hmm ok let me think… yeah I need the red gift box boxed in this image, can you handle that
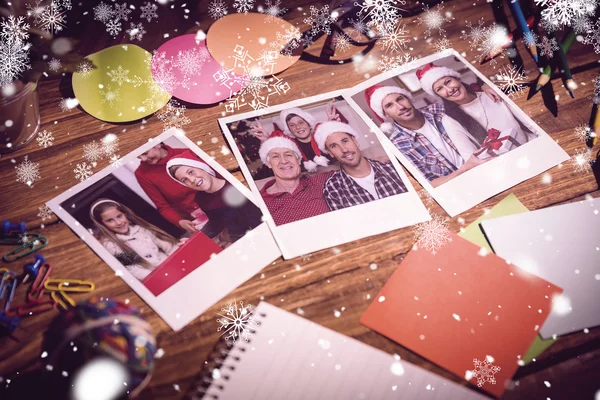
[474,128,521,159]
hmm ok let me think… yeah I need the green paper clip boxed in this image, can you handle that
[3,234,48,262]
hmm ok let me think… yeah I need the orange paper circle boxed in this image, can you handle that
[206,13,301,76]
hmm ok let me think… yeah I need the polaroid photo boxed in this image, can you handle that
[46,128,281,331]
[218,90,431,259]
[342,49,570,217]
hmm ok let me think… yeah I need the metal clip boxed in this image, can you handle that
[3,234,49,262]
[28,263,53,302]
[44,279,95,293]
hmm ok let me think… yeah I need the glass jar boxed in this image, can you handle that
[0,81,41,153]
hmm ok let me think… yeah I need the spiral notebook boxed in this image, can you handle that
[188,302,487,400]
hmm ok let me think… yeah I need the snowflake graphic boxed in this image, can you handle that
[140,2,158,23]
[272,26,302,56]
[416,3,451,38]
[0,35,30,86]
[100,85,120,107]
[259,0,287,22]
[110,154,122,168]
[460,19,487,51]
[334,34,351,51]
[225,73,290,113]
[126,22,145,41]
[106,19,122,37]
[38,3,66,34]
[572,15,592,34]
[591,75,600,104]
[76,60,94,78]
[377,53,416,72]
[353,0,403,32]
[477,23,510,65]
[583,19,600,54]
[15,156,40,187]
[59,97,78,112]
[36,130,54,148]
[113,3,132,22]
[304,5,337,37]
[101,134,120,157]
[48,58,62,72]
[74,163,93,182]
[378,22,410,53]
[539,36,559,58]
[574,124,592,142]
[55,0,72,10]
[107,65,130,86]
[413,215,453,254]
[572,148,593,173]
[216,301,259,343]
[471,358,501,387]
[492,65,528,98]
[1,16,30,42]
[208,0,228,20]
[157,99,191,129]
[538,0,596,27]
[26,1,47,24]
[348,17,370,40]
[174,48,207,77]
[94,2,114,23]
[522,31,539,49]
[433,37,452,52]
[37,205,53,221]
[83,140,105,163]
[233,0,254,13]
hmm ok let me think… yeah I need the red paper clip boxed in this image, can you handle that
[6,299,57,318]
[27,263,52,302]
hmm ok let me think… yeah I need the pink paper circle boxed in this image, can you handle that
[152,34,245,104]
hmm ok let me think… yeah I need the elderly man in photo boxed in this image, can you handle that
[313,121,407,211]
[365,85,487,188]
[258,136,332,226]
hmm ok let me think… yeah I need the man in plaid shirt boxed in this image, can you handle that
[313,121,407,211]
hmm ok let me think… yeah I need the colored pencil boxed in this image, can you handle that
[483,16,534,62]
[535,30,576,92]
[508,0,538,62]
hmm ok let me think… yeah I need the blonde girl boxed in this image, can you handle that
[90,199,180,281]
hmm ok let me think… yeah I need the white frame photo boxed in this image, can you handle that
[342,49,570,217]
[219,90,431,259]
[47,128,281,331]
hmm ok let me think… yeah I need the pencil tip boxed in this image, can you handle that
[535,84,542,91]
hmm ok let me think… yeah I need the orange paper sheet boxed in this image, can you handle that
[360,232,562,398]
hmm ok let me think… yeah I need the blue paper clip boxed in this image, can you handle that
[0,271,18,312]
[3,234,48,262]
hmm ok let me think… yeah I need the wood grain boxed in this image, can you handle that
[1,1,599,399]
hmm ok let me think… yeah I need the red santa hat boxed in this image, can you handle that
[313,121,359,152]
[416,62,461,97]
[165,150,216,186]
[279,107,317,138]
[259,136,303,164]
[364,85,413,135]
[267,132,329,172]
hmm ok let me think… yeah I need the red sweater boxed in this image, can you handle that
[135,146,199,226]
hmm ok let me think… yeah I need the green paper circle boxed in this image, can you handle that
[73,44,171,123]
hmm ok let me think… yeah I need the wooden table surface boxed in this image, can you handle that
[1,1,599,399]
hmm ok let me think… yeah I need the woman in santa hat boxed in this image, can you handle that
[416,62,536,160]
[247,106,342,172]
[166,150,263,245]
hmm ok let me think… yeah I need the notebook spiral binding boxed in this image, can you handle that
[186,311,267,400]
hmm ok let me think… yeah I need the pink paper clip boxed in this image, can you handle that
[6,299,57,318]
[27,263,52,302]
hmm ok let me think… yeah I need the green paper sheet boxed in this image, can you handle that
[458,193,557,365]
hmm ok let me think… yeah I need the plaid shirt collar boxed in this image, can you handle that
[390,103,446,141]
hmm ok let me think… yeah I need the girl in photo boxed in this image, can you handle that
[90,198,186,281]
[166,150,263,245]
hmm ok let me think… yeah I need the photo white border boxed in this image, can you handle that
[342,49,570,217]
[46,128,281,331]
[219,90,431,259]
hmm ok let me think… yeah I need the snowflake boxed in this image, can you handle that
[54,0,72,10]
[303,5,337,37]
[208,0,228,19]
[416,3,451,38]
[477,23,510,64]
[259,0,287,22]
[471,358,501,387]
[26,0,47,24]
[83,140,105,163]
[74,163,93,182]
[492,65,528,98]
[59,97,78,112]
[574,124,592,142]
[38,3,66,34]
[538,36,559,58]
[378,22,410,53]
[1,16,30,42]
[216,301,259,343]
[433,37,452,52]
[113,3,132,22]
[233,0,254,13]
[226,73,290,112]
[522,31,539,48]
[377,53,416,72]
[107,65,130,86]
[571,15,592,34]
[413,215,452,254]
[140,2,158,23]
[77,60,94,78]
[174,48,207,77]
[0,35,30,86]
[583,19,600,54]
[572,148,593,173]
[101,134,120,157]
[157,99,191,129]
[334,34,351,51]
[37,205,53,221]
[36,130,54,148]
[47,57,62,72]
[272,26,302,56]
[100,85,120,107]
[15,156,40,187]
[460,19,487,51]
[353,0,403,32]
[126,22,145,41]
[110,154,122,168]
[538,0,596,27]
[591,75,600,104]
[94,2,114,23]
[106,19,122,37]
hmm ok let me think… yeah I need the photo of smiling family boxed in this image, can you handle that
[344,51,569,216]
[219,91,431,259]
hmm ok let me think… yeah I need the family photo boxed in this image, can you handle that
[59,135,263,296]
[351,54,539,188]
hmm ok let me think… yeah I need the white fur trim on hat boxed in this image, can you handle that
[303,160,318,172]
[279,107,316,137]
[369,86,412,121]
[259,136,303,165]
[313,121,359,152]
[166,157,216,185]
[418,66,461,97]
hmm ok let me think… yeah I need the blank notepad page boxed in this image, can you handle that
[202,302,486,400]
